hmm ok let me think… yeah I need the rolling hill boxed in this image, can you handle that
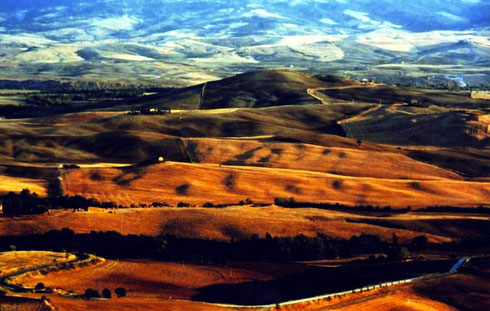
[115,70,351,110]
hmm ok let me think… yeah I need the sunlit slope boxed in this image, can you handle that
[0,103,372,163]
[185,138,461,180]
[61,162,489,208]
[0,175,46,196]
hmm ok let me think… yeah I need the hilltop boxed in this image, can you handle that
[116,70,351,111]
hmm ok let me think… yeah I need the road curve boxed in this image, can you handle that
[0,253,100,293]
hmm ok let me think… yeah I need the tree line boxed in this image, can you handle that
[0,228,436,263]
[3,191,488,217]
[1,190,105,216]
[273,197,490,214]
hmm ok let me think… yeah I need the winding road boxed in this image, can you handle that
[0,253,470,310]
[0,253,99,293]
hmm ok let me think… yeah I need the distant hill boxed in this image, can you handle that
[0,0,488,85]
[123,70,350,111]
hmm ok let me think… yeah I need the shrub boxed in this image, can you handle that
[84,288,101,299]
[274,197,296,207]
[115,287,127,298]
[177,202,190,208]
[35,282,45,290]
[151,202,168,208]
[386,246,409,261]
[102,288,112,299]
[101,202,117,209]
[238,197,254,205]
[411,235,428,250]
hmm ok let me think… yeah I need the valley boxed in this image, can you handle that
[0,0,489,309]
[0,69,488,310]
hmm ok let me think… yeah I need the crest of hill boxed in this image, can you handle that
[124,70,350,111]
[408,40,490,64]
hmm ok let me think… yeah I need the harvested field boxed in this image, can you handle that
[15,259,276,300]
[308,288,456,311]
[187,138,461,180]
[0,251,74,277]
[61,162,489,208]
[0,207,474,243]
[46,296,234,311]
[0,296,51,311]
[0,70,488,311]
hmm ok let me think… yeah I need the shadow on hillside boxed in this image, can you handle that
[192,260,454,305]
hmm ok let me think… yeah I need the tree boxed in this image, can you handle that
[84,288,101,299]
[115,287,127,298]
[392,233,398,246]
[274,197,296,207]
[35,282,45,290]
[411,235,428,250]
[239,197,254,205]
[1,190,47,216]
[102,288,112,299]
[386,246,409,261]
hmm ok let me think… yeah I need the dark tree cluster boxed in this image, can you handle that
[419,205,490,214]
[0,229,390,263]
[83,287,126,299]
[0,190,120,215]
[1,190,48,216]
[273,198,414,214]
[1,228,486,264]
[26,89,147,107]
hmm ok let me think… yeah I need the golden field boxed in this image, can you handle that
[62,161,489,208]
